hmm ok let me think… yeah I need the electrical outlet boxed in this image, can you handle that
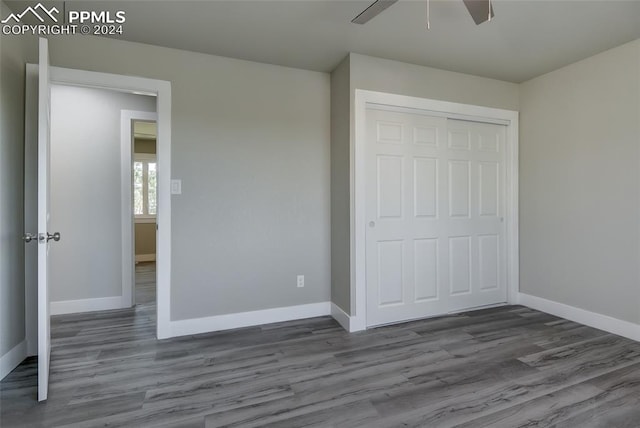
[297,275,304,288]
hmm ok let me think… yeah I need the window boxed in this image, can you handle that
[134,154,157,222]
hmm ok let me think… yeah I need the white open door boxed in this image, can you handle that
[37,37,54,402]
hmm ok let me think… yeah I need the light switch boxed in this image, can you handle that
[171,179,182,195]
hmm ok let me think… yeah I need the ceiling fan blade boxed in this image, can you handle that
[351,0,399,24]
[462,0,495,25]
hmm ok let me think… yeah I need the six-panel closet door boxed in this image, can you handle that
[365,108,507,327]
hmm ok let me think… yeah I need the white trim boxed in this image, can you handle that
[519,292,640,342]
[135,217,156,224]
[121,110,157,310]
[50,66,172,340]
[331,302,353,332]
[0,340,27,381]
[352,90,519,330]
[637,40,640,325]
[50,296,127,316]
[135,253,156,263]
[366,103,511,126]
[506,114,520,308]
[169,302,331,338]
[156,79,172,340]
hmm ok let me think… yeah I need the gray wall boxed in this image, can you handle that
[350,53,520,111]
[330,53,520,314]
[0,1,27,360]
[16,28,635,332]
[330,55,351,313]
[50,85,155,302]
[519,39,640,323]
[37,35,331,320]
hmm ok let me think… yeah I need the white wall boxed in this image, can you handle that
[519,39,640,324]
[50,85,155,303]
[0,0,27,375]
[330,53,520,315]
[34,35,331,321]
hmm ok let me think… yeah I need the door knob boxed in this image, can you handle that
[47,232,61,242]
[23,233,38,243]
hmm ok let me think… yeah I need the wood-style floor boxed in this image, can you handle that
[3,264,640,427]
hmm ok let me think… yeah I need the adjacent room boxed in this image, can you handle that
[1,0,640,426]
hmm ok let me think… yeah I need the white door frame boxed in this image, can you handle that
[350,89,519,331]
[50,67,172,339]
[25,66,172,340]
[121,110,158,307]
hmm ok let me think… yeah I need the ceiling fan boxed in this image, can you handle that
[352,0,494,26]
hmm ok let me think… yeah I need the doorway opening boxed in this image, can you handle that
[132,119,158,310]
[46,68,171,342]
[25,39,172,401]
[45,85,157,325]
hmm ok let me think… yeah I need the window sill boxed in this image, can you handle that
[135,217,157,224]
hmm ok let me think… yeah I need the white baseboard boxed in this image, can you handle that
[51,296,128,316]
[331,302,351,331]
[349,315,366,332]
[0,340,27,381]
[518,292,640,342]
[329,303,367,333]
[135,253,156,263]
[169,302,332,338]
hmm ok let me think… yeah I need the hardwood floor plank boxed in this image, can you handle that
[551,391,640,428]
[453,382,605,427]
[241,399,380,428]
[518,334,640,371]
[371,355,640,428]
[460,363,640,428]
